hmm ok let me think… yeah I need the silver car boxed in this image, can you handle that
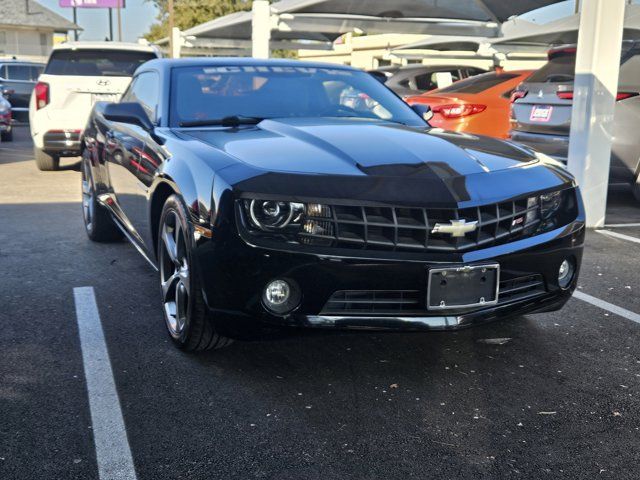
[510,42,640,201]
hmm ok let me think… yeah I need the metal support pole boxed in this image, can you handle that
[73,7,78,41]
[171,27,182,59]
[252,0,271,59]
[108,8,113,41]
[567,0,626,228]
[116,0,123,42]
[168,0,175,58]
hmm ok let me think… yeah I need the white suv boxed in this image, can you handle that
[29,41,160,170]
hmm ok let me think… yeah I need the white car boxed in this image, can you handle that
[29,41,160,170]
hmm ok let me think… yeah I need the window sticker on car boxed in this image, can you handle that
[202,66,352,76]
[530,105,553,122]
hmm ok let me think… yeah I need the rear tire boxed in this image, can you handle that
[34,147,59,171]
[633,173,640,203]
[81,156,122,242]
[1,129,12,142]
[158,195,233,351]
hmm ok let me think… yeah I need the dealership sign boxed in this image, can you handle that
[59,0,124,7]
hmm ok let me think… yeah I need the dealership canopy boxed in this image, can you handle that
[491,4,640,52]
[168,0,567,54]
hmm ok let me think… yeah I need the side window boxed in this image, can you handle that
[6,65,32,81]
[0,65,6,80]
[122,71,160,124]
[414,72,435,91]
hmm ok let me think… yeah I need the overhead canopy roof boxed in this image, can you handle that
[392,6,640,60]
[492,4,640,52]
[393,18,541,52]
[180,0,566,45]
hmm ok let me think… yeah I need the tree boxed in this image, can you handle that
[145,0,252,42]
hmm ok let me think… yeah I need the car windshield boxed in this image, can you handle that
[45,49,156,77]
[170,65,426,127]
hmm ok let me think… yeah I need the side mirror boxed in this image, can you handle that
[103,102,154,132]
[411,104,433,124]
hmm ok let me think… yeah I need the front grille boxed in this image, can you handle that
[321,290,423,315]
[320,275,547,316]
[300,199,541,253]
[498,274,546,305]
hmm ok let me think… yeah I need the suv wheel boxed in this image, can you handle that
[158,195,233,351]
[34,147,59,171]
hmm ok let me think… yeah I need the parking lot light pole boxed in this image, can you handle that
[567,0,626,228]
[252,0,271,59]
[168,0,175,58]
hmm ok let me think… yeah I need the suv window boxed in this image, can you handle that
[528,50,576,83]
[619,51,640,85]
[5,65,39,81]
[439,72,519,94]
[45,49,156,77]
[122,71,159,123]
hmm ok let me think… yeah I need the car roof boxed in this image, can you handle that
[0,59,45,66]
[137,57,360,74]
[52,41,159,53]
[387,64,486,72]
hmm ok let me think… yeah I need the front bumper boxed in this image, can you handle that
[196,219,585,333]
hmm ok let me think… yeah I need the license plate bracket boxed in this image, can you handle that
[427,264,500,311]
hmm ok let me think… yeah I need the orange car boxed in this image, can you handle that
[405,70,533,139]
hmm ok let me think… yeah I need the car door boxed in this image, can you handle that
[2,64,36,122]
[106,71,160,254]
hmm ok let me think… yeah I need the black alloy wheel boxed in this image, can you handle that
[158,195,232,351]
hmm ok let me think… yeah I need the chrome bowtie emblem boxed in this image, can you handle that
[431,219,478,238]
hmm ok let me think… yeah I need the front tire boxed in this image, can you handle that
[158,195,233,351]
[34,146,59,171]
[81,156,122,242]
[1,129,12,142]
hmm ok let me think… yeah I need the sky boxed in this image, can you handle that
[35,0,639,43]
[38,0,158,42]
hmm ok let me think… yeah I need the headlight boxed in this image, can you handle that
[523,189,577,234]
[242,199,334,243]
[246,200,305,230]
[540,191,562,219]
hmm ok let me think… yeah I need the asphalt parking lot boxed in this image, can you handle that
[2,126,640,480]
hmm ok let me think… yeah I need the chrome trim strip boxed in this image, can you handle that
[306,315,463,329]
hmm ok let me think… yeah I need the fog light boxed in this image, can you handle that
[265,280,290,306]
[262,279,301,314]
[558,259,575,289]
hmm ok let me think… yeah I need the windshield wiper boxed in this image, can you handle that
[179,115,266,128]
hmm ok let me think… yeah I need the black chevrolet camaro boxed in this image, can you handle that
[81,58,585,351]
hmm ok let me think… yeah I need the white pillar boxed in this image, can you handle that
[252,0,271,59]
[567,0,626,228]
[171,27,182,59]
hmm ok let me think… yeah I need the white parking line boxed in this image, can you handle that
[574,291,640,325]
[73,287,138,480]
[604,222,640,228]
[596,229,640,245]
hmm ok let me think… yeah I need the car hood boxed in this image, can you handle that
[182,117,538,178]
[179,118,572,206]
